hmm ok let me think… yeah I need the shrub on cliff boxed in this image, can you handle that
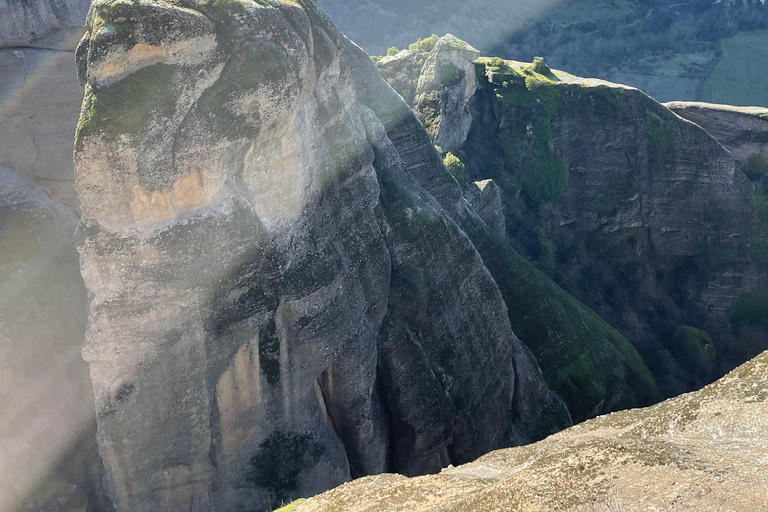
[409,34,439,53]
[488,56,505,68]
[531,56,551,75]
[742,153,768,181]
[443,152,465,185]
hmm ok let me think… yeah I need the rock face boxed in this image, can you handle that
[666,101,768,170]
[0,1,105,511]
[379,45,664,422]
[1,0,89,50]
[296,349,768,512]
[73,1,571,510]
[0,0,88,210]
[380,49,768,400]
[0,167,103,512]
[379,35,479,154]
[0,47,85,212]
[465,180,505,237]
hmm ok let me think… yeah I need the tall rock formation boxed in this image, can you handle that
[378,47,768,399]
[379,43,663,421]
[73,1,571,510]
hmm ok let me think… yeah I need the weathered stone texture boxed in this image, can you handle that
[666,101,768,169]
[297,350,768,512]
[73,2,570,511]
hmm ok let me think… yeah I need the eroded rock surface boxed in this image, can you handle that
[0,1,104,511]
[297,350,768,512]
[379,49,663,422]
[73,1,570,510]
[465,180,505,237]
[0,47,84,212]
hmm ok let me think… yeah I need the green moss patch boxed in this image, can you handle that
[462,219,661,420]
[76,63,178,144]
[377,170,442,243]
[274,500,306,512]
[743,153,768,181]
[647,108,674,154]
[443,152,465,185]
[485,59,567,211]
[670,325,716,368]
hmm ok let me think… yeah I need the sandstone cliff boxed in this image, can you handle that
[296,349,768,511]
[5,1,767,510]
[379,44,768,402]
[73,1,571,510]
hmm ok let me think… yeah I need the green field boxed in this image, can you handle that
[540,0,638,27]
[702,30,768,107]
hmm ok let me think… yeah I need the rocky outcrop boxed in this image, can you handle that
[1,0,89,50]
[73,1,572,510]
[465,180,505,237]
[381,49,768,399]
[0,0,88,210]
[666,101,768,171]
[0,167,104,512]
[380,35,479,154]
[378,49,663,421]
[296,349,768,512]
[0,47,84,212]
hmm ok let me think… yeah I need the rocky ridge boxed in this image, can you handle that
[295,349,768,512]
[3,1,768,511]
[666,101,768,184]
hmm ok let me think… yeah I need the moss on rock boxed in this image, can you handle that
[76,63,178,145]
[462,219,661,421]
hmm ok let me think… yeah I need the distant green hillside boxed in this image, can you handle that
[702,30,768,108]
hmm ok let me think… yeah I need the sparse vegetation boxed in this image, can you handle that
[463,219,660,421]
[531,56,551,75]
[488,56,505,68]
[492,61,567,210]
[443,152,465,185]
[76,63,177,144]
[274,499,306,512]
[742,153,768,181]
[409,34,439,53]
[386,46,400,56]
